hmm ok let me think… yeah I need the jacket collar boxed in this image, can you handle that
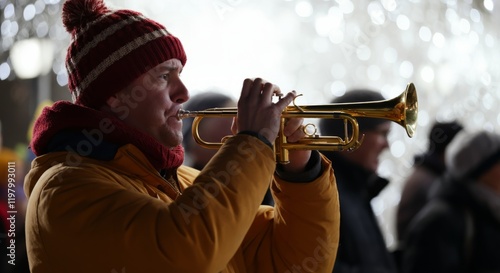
[24,144,183,200]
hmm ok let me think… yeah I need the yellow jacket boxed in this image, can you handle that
[24,135,339,273]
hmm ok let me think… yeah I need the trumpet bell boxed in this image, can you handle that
[281,82,418,138]
[402,83,418,137]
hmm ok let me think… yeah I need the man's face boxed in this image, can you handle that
[343,122,391,172]
[111,59,189,148]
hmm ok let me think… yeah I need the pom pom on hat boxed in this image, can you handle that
[445,130,500,180]
[62,0,110,32]
[62,0,187,109]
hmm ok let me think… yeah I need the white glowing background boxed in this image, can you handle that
[2,0,500,249]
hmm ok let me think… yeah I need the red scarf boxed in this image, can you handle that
[31,101,184,171]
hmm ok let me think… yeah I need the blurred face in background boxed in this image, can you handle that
[342,122,391,173]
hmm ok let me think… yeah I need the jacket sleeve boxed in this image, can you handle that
[241,153,340,273]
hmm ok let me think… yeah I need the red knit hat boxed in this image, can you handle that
[62,0,187,109]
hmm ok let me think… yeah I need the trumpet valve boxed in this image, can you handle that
[302,123,319,138]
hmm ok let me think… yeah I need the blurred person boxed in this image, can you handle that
[182,92,274,206]
[402,130,500,273]
[394,121,463,265]
[23,0,340,272]
[319,90,398,273]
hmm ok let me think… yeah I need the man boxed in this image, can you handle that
[23,0,339,272]
[319,90,398,273]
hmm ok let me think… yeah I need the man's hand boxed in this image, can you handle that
[234,78,295,143]
[233,78,312,173]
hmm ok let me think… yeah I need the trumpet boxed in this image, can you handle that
[178,82,418,164]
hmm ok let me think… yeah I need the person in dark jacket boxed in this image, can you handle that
[319,89,398,273]
[395,121,463,257]
[402,130,500,273]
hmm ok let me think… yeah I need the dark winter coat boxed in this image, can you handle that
[402,176,500,273]
[323,152,398,273]
[397,153,446,243]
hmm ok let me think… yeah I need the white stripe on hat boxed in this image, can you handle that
[73,28,170,95]
[67,13,147,75]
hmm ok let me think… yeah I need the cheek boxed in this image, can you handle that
[145,92,171,111]
[127,96,167,126]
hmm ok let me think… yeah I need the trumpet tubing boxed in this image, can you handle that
[179,82,418,164]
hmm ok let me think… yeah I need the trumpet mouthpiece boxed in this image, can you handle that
[176,109,195,120]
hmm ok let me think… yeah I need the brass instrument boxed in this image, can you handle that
[178,82,418,164]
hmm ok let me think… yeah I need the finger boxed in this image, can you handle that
[240,78,256,101]
[251,78,264,94]
[246,78,265,105]
[260,82,275,102]
[287,125,306,143]
[274,90,296,110]
[283,118,304,136]
[252,78,265,91]
[273,85,283,97]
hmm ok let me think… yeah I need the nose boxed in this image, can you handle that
[171,75,189,104]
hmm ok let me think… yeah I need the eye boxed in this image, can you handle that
[160,74,169,81]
